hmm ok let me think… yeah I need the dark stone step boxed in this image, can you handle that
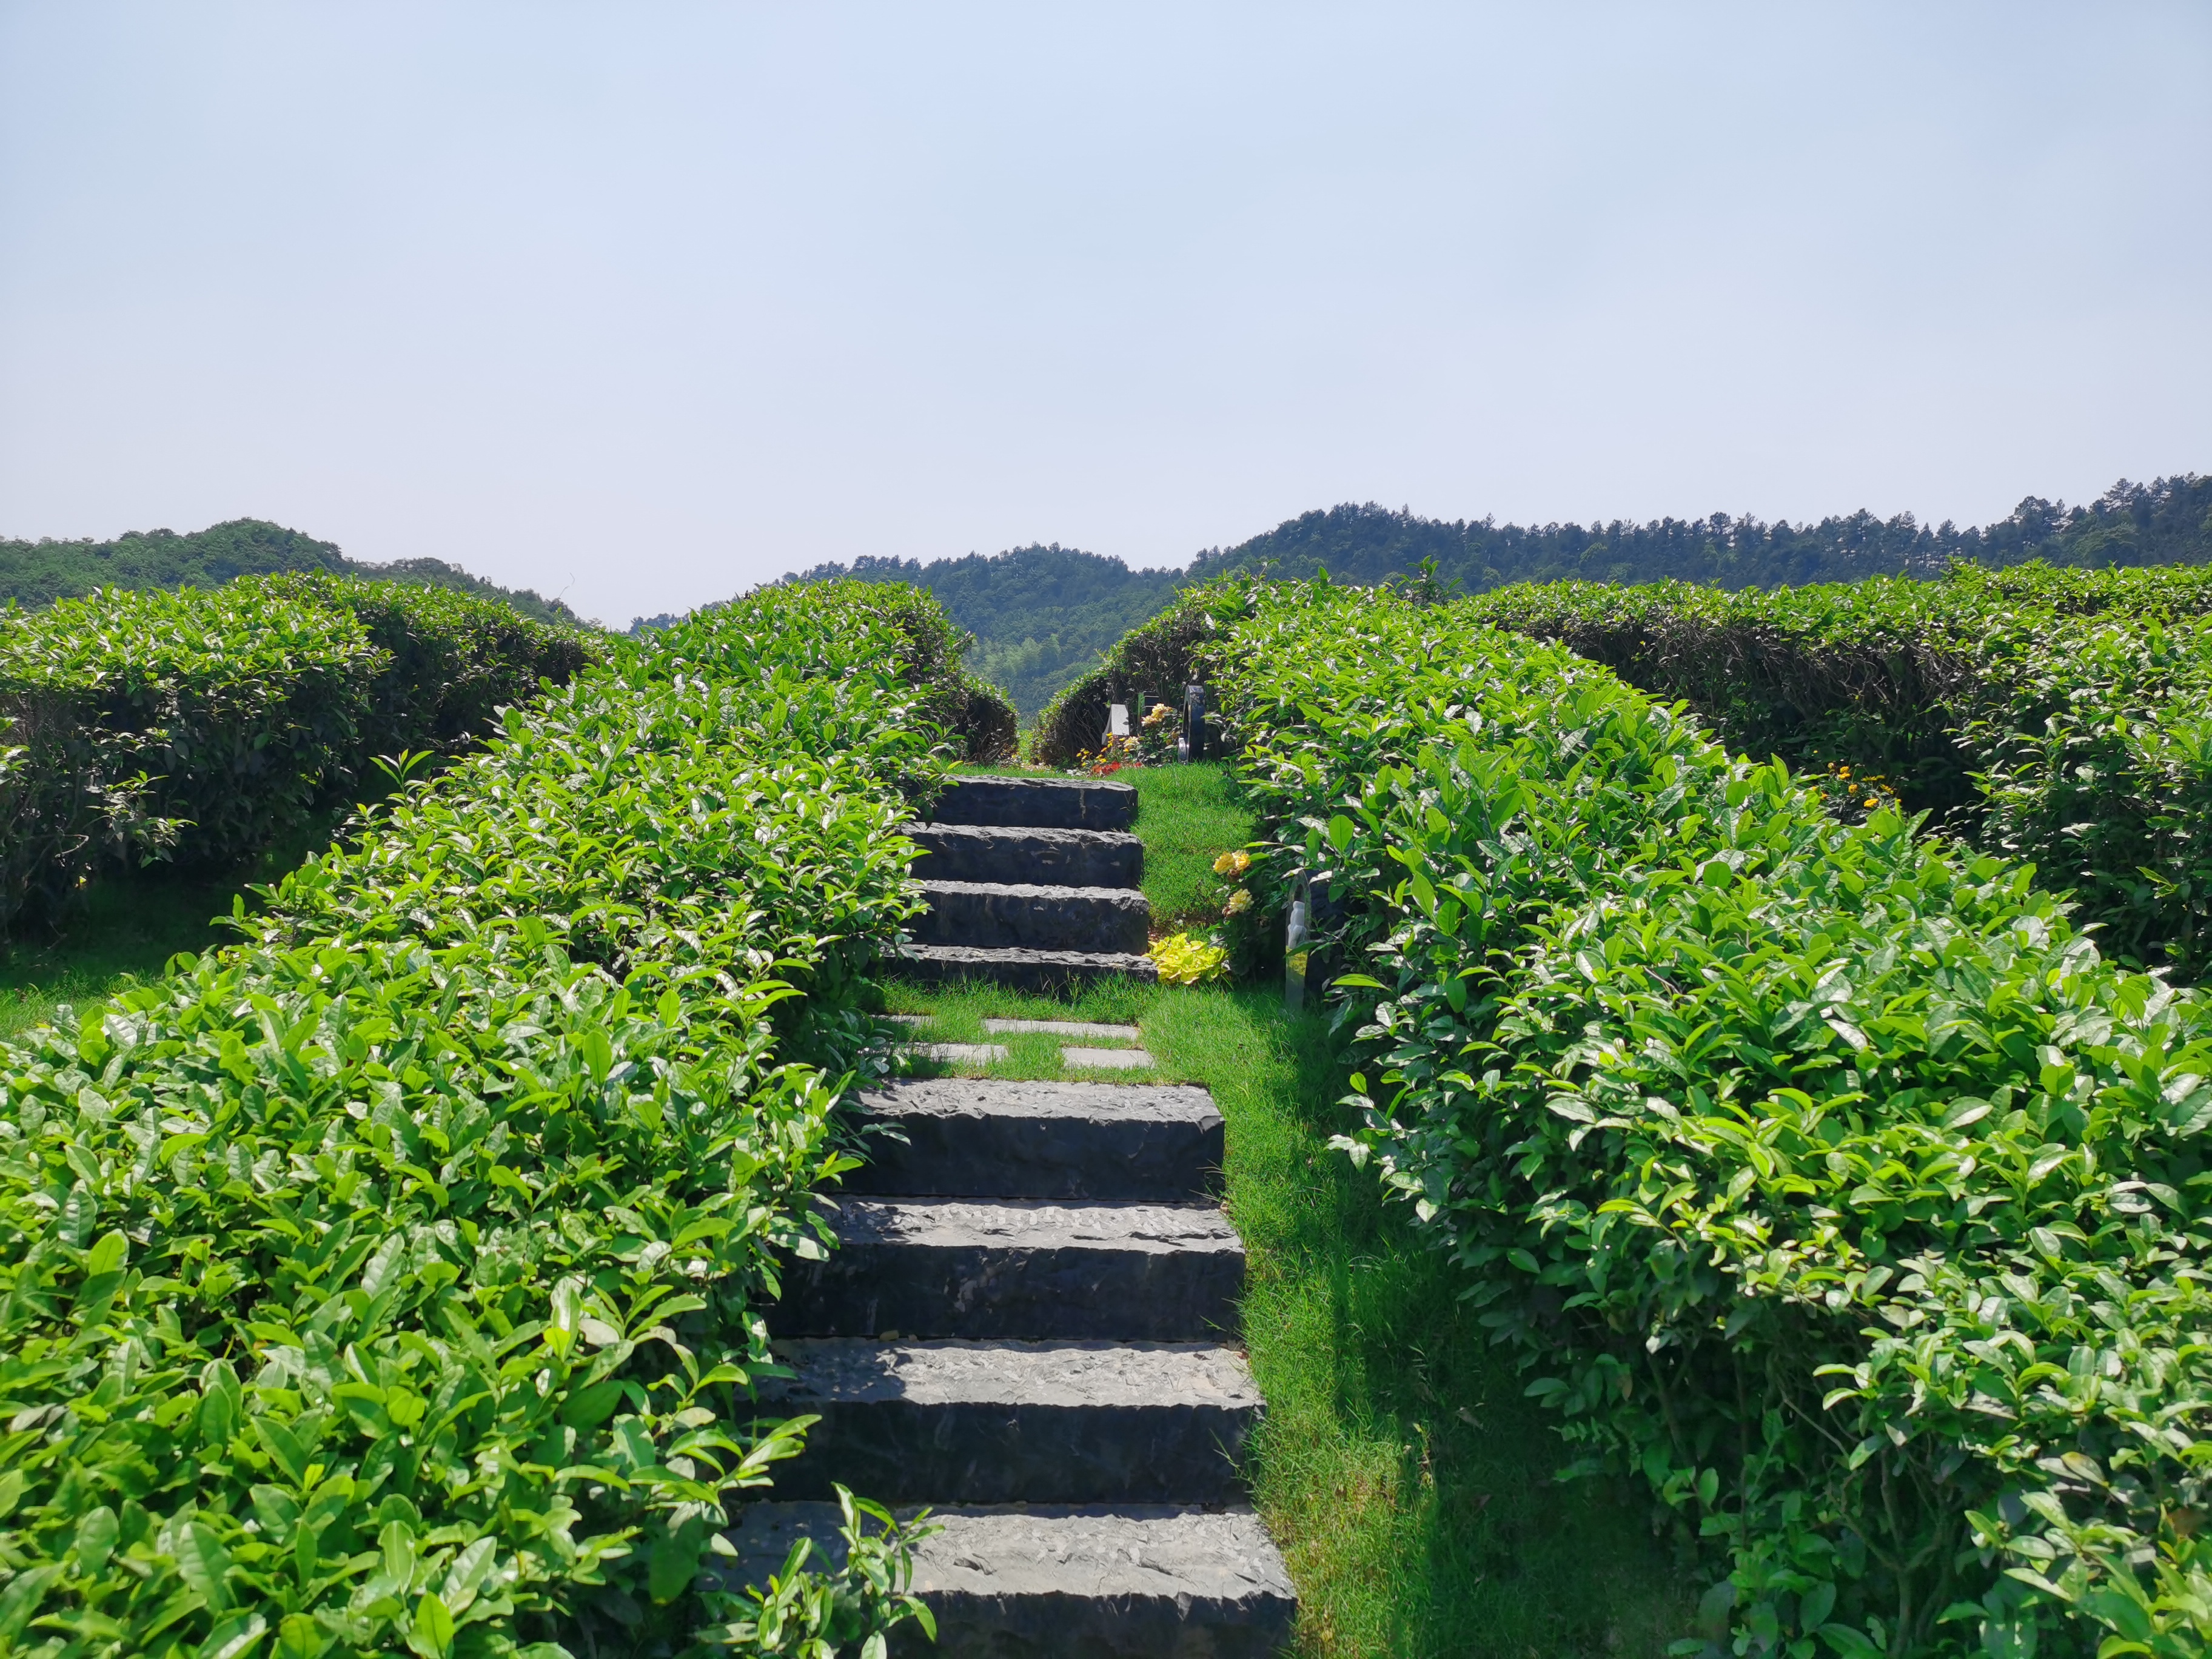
[848,1078,1222,1202]
[724,1502,1296,1658]
[914,880,1150,955]
[894,943,1158,992]
[905,822,1142,890]
[930,776,1136,832]
[762,1339,1258,1504]
[769,1198,1244,1341]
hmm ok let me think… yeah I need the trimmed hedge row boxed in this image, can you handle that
[0,580,965,1659]
[667,585,1016,767]
[1464,561,2212,973]
[0,575,595,933]
[1215,578,2212,1659]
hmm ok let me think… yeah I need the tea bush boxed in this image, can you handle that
[0,578,597,933]
[1465,561,2212,974]
[0,580,970,1658]
[1214,579,2212,1659]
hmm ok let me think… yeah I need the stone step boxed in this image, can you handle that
[725,1501,1296,1658]
[905,822,1143,890]
[762,1339,1258,1504]
[930,775,1138,832]
[913,880,1150,956]
[1064,1047,1155,1071]
[983,1019,1142,1039]
[895,943,1158,992]
[769,1198,1243,1341]
[848,1079,1223,1202]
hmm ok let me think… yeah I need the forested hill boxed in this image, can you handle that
[697,472,2211,720]
[1188,474,2212,591]
[0,518,589,627]
[769,545,1184,717]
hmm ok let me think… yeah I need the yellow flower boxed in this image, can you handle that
[1212,849,1253,877]
[1224,889,1253,916]
[1148,931,1228,985]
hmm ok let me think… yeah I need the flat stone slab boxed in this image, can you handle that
[929,775,1138,833]
[724,1503,1296,1658]
[883,1013,930,1028]
[895,944,1159,992]
[984,1020,1142,1039]
[905,822,1143,890]
[913,880,1150,955]
[847,1079,1223,1202]
[1063,1047,1155,1070]
[762,1339,1258,1504]
[769,1198,1244,1342]
[910,1042,1008,1066]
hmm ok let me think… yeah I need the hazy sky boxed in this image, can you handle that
[3,4,2207,624]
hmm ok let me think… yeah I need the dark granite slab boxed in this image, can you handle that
[848,1078,1222,1201]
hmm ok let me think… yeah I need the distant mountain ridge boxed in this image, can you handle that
[1189,474,2212,591]
[746,474,2212,720]
[0,518,589,628]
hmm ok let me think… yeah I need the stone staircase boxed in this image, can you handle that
[726,779,1294,1653]
[896,776,1158,991]
[736,1075,1296,1654]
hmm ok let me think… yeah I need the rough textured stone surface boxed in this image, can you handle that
[896,944,1159,992]
[907,823,1143,890]
[848,1079,1223,1201]
[930,775,1138,832]
[769,1198,1244,1341]
[723,1503,1297,1658]
[914,881,1150,955]
[762,1339,1258,1503]
[983,1020,1143,1039]
[1062,1047,1153,1070]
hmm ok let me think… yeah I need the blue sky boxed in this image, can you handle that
[2,2,2207,623]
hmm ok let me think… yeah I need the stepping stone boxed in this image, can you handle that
[897,943,1158,992]
[913,880,1150,955]
[906,823,1143,889]
[984,1019,1142,1039]
[725,1502,1296,1658]
[1064,1047,1154,1071]
[762,1338,1259,1504]
[883,1014,930,1027]
[769,1198,1244,1341]
[910,1043,1008,1066]
[930,775,1136,832]
[846,1079,1223,1202]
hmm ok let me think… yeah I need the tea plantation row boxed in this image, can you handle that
[0,583,977,1658]
[0,575,596,934]
[1208,578,2210,1659]
[1465,561,2212,976]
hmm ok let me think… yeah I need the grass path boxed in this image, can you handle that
[0,864,256,1041]
[882,764,1692,1656]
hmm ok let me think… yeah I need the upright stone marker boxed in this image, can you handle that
[1184,683,1212,762]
